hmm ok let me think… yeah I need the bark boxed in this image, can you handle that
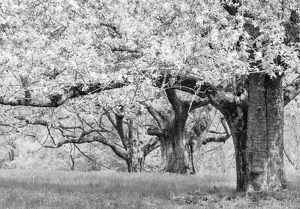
[245,73,286,191]
[158,90,190,173]
[126,121,144,172]
[127,137,159,172]
[164,116,190,173]
[126,156,144,172]
[223,106,248,191]
[219,73,287,192]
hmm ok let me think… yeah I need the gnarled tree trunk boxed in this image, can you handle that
[162,116,190,173]
[145,89,208,174]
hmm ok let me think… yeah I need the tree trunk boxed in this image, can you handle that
[222,105,248,191]
[126,138,145,172]
[220,73,287,192]
[187,138,196,174]
[157,114,190,174]
[126,157,144,172]
[245,73,286,192]
[161,115,190,174]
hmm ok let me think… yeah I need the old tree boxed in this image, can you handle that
[1,0,300,192]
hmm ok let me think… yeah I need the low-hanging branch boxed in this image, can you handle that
[0,81,129,107]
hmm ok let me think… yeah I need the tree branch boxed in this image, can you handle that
[155,73,248,109]
[140,101,167,128]
[147,125,164,137]
[0,81,129,107]
[142,137,160,156]
[113,110,129,150]
[188,97,210,111]
[284,147,299,171]
[165,88,183,113]
[99,23,122,38]
[202,134,231,145]
[284,75,300,106]
[73,144,114,170]
[44,135,127,160]
[111,47,140,53]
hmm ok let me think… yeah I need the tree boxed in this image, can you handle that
[141,89,208,173]
[1,0,300,193]
[12,103,159,172]
[149,1,300,192]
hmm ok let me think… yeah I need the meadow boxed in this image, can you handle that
[0,169,300,208]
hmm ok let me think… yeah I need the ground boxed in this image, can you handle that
[0,169,300,208]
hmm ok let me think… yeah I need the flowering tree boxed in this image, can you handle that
[1,0,300,192]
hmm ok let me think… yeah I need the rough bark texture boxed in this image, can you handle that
[246,73,286,191]
[221,105,248,191]
[163,114,190,173]
[126,135,144,172]
[155,98,190,173]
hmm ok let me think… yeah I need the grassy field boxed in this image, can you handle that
[0,169,300,208]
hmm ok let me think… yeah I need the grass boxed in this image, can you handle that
[0,169,300,208]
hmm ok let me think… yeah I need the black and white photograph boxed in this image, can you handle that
[0,0,300,208]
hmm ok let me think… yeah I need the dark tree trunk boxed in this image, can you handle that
[245,73,286,191]
[222,105,248,191]
[159,117,190,174]
[217,73,286,192]
[164,124,189,173]
[146,89,194,174]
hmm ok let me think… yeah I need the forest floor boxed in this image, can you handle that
[0,169,300,208]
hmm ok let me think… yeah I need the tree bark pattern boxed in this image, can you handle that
[246,73,286,191]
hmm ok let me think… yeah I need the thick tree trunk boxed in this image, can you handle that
[220,73,286,192]
[159,117,190,174]
[164,129,189,173]
[245,73,286,191]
